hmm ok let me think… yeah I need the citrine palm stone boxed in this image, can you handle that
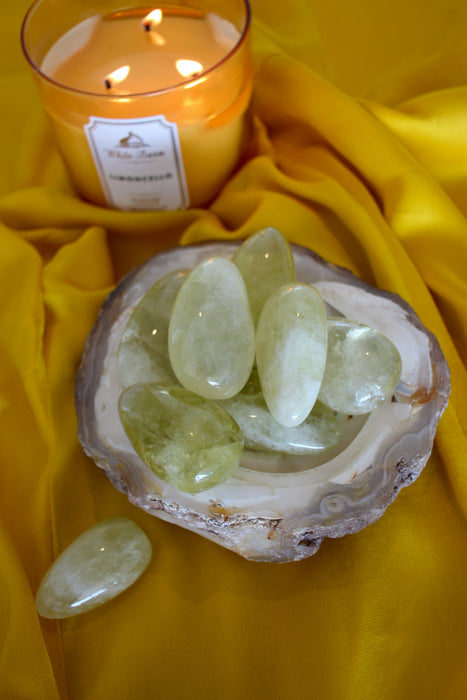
[117,268,190,387]
[256,284,328,427]
[168,257,255,400]
[119,384,244,493]
[219,381,342,454]
[35,518,152,619]
[232,227,295,325]
[318,318,402,414]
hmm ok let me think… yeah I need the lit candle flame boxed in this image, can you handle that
[104,65,130,90]
[142,9,162,31]
[176,59,203,79]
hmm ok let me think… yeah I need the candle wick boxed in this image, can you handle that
[104,78,112,89]
[143,21,151,32]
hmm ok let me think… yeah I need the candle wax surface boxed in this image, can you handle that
[41,8,240,94]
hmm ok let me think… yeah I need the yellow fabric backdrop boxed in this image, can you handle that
[1,1,467,698]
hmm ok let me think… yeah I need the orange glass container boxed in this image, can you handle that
[21,0,252,211]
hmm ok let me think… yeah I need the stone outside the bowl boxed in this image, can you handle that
[35,518,152,618]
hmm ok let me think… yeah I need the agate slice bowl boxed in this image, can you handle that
[75,242,450,562]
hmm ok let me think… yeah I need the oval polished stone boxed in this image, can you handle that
[318,318,402,414]
[35,518,152,619]
[168,258,255,399]
[219,384,342,454]
[256,284,328,427]
[117,268,190,387]
[119,384,244,493]
[232,227,295,325]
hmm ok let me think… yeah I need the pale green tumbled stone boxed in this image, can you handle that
[232,227,295,325]
[218,370,342,454]
[318,318,402,414]
[119,384,244,493]
[117,268,190,387]
[168,257,255,400]
[35,518,152,619]
[256,284,328,427]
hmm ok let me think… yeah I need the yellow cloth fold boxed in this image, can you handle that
[1,1,466,698]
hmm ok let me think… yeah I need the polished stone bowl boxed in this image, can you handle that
[76,242,450,562]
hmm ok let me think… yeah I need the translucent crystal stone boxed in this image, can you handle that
[117,268,190,387]
[168,258,255,399]
[119,384,244,493]
[218,370,342,454]
[232,227,295,325]
[256,284,328,427]
[318,318,402,414]
[35,518,152,619]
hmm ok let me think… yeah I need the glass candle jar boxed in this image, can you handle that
[21,0,252,211]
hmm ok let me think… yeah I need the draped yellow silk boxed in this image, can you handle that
[1,1,467,698]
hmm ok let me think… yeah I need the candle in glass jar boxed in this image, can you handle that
[22,2,252,211]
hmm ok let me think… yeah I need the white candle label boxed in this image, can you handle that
[84,116,190,211]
